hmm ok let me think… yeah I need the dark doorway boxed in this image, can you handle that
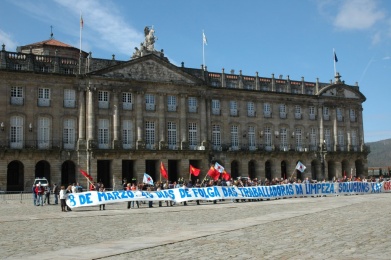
[355,159,364,177]
[145,160,158,182]
[248,160,256,179]
[97,160,111,188]
[35,161,51,184]
[7,161,24,191]
[122,160,135,184]
[281,161,287,179]
[231,161,239,179]
[311,161,317,180]
[265,161,272,181]
[61,160,76,187]
[168,160,179,183]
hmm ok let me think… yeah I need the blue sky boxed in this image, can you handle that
[1,0,390,143]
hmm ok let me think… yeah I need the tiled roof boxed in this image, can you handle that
[25,39,74,48]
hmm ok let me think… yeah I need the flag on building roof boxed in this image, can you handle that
[160,162,168,180]
[143,173,154,185]
[334,51,338,62]
[295,161,306,173]
[80,15,84,29]
[190,165,201,176]
[203,31,207,45]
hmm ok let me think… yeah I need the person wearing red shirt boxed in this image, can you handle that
[35,183,44,206]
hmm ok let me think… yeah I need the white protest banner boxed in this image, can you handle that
[66,182,391,208]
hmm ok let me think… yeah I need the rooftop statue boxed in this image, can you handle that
[132,26,158,59]
[144,26,156,51]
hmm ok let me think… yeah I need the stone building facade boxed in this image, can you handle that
[0,32,368,191]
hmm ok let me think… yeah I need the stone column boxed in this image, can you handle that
[136,91,144,149]
[111,159,122,189]
[200,93,208,148]
[112,90,120,149]
[271,74,276,92]
[345,107,351,151]
[271,159,279,179]
[221,68,226,88]
[358,108,364,147]
[257,160,265,180]
[333,107,338,151]
[318,106,324,146]
[86,83,95,148]
[286,75,291,93]
[255,72,260,91]
[78,86,86,144]
[334,161,342,179]
[158,93,165,150]
[180,94,187,149]
[0,44,6,69]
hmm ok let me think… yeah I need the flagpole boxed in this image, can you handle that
[79,12,83,74]
[333,48,337,77]
[202,30,205,70]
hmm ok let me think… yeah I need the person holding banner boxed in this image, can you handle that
[130,183,139,208]
[66,185,72,211]
[147,185,154,208]
[59,186,67,212]
[99,184,106,210]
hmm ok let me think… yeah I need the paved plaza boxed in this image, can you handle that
[1,193,391,259]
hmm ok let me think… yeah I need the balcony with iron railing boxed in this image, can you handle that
[0,139,64,150]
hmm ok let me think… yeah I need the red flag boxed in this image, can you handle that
[160,162,168,180]
[190,165,201,176]
[207,166,220,181]
[222,170,231,181]
[80,169,93,181]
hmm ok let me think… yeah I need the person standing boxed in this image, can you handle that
[122,179,127,191]
[32,184,37,206]
[59,186,67,212]
[35,183,44,206]
[44,185,51,205]
[130,183,139,208]
[147,185,154,208]
[52,183,59,204]
[66,185,72,211]
[99,184,106,210]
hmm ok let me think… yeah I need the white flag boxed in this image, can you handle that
[214,162,224,173]
[295,161,306,173]
[143,173,154,185]
[203,31,207,45]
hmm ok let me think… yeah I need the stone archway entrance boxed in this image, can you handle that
[7,160,24,191]
[35,160,51,184]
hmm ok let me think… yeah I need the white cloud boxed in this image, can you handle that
[54,0,143,57]
[0,29,18,52]
[7,0,144,58]
[334,0,385,30]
